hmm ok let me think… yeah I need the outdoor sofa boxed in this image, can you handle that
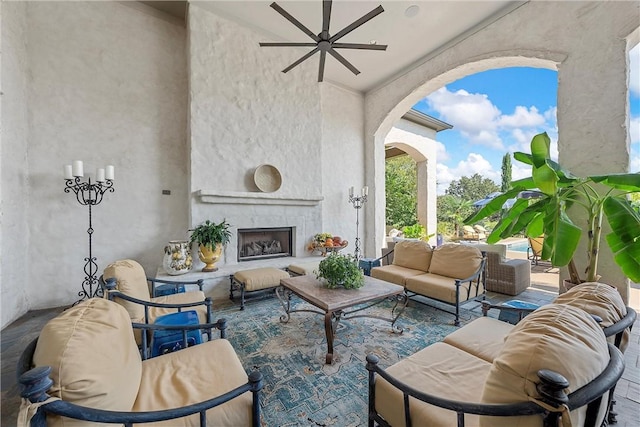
[371,241,486,325]
[366,282,635,427]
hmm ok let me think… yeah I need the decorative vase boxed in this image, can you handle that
[199,243,223,272]
[163,240,193,275]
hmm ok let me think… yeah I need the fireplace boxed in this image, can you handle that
[237,227,293,262]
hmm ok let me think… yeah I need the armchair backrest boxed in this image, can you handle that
[31,298,142,426]
[528,236,543,256]
[103,259,150,320]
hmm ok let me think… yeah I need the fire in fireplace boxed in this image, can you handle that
[237,227,293,262]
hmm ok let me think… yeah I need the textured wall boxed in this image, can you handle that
[23,1,188,310]
[188,3,330,275]
[320,84,365,253]
[384,119,438,246]
[1,1,30,328]
[364,1,638,301]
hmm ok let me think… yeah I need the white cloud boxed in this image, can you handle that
[499,106,546,128]
[435,139,450,162]
[426,87,504,149]
[630,44,639,97]
[436,152,500,194]
[631,116,640,145]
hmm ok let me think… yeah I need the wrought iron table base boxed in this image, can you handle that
[275,286,408,364]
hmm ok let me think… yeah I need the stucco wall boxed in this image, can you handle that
[1,0,30,327]
[188,3,329,274]
[364,1,638,301]
[384,119,438,246]
[320,83,365,253]
[20,1,188,312]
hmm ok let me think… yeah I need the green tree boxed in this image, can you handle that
[385,155,417,228]
[501,153,512,192]
[446,173,499,202]
[437,195,474,237]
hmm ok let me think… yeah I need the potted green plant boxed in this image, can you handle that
[316,252,365,289]
[189,219,232,272]
[464,132,640,289]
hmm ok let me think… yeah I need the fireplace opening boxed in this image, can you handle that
[237,227,293,262]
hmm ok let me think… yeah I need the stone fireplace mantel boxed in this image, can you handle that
[195,190,323,206]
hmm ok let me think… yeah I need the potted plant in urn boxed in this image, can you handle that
[189,219,232,272]
[464,132,640,290]
[316,252,364,289]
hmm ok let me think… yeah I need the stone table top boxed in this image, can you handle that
[279,275,404,312]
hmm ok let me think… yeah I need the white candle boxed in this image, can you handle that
[363,186,369,196]
[64,165,73,179]
[72,160,83,177]
[105,165,115,180]
[96,168,105,182]
[349,186,354,197]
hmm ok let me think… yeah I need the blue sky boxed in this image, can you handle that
[414,45,640,194]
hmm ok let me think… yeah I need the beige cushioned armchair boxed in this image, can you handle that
[18,298,262,427]
[102,259,212,327]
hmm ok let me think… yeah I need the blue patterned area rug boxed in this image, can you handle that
[214,295,479,427]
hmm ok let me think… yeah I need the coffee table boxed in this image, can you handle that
[276,275,408,364]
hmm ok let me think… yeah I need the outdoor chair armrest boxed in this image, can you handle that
[148,277,205,296]
[132,318,228,360]
[18,363,264,427]
[373,249,394,266]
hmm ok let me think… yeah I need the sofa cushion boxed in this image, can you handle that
[429,244,482,279]
[392,240,432,271]
[370,264,425,286]
[33,298,142,427]
[103,259,150,320]
[233,267,290,292]
[443,316,515,363]
[376,342,491,427]
[405,273,477,304]
[480,304,610,427]
[553,281,629,351]
[134,338,253,426]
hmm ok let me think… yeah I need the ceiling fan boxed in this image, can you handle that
[259,0,387,82]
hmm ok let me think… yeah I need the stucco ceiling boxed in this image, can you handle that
[145,1,526,93]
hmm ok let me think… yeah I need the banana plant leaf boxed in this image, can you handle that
[603,197,640,282]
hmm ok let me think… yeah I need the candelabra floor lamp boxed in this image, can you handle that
[348,186,368,260]
[64,161,115,305]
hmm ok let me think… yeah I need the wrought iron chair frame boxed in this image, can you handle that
[366,343,624,427]
[17,319,263,427]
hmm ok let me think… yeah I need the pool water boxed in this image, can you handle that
[507,241,530,253]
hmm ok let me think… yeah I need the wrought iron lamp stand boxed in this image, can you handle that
[348,187,368,260]
[64,164,114,304]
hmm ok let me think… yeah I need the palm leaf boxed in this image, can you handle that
[603,196,640,282]
[591,173,640,191]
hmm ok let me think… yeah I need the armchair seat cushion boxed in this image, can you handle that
[443,316,515,363]
[405,273,474,304]
[370,264,424,286]
[134,338,253,426]
[375,342,491,427]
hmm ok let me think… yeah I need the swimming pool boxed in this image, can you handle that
[507,241,529,253]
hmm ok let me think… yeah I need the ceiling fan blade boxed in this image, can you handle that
[328,48,360,75]
[260,42,318,47]
[329,5,384,43]
[332,43,387,50]
[322,0,332,34]
[318,50,327,82]
[270,2,320,43]
[282,47,319,73]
